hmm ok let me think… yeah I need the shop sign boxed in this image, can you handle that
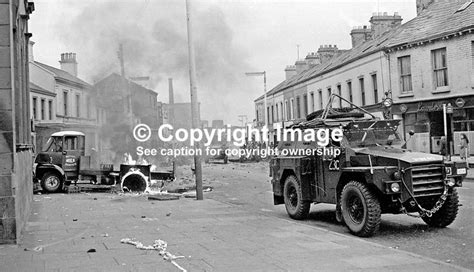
[417,101,444,112]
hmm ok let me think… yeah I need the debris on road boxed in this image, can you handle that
[148,194,180,201]
[120,238,186,271]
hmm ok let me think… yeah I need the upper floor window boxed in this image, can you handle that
[432,48,448,87]
[296,96,301,119]
[303,94,308,117]
[371,74,378,103]
[76,94,81,117]
[32,97,37,120]
[63,91,68,116]
[347,81,353,105]
[40,99,45,120]
[48,100,53,120]
[398,56,412,93]
[285,100,289,121]
[336,84,342,108]
[290,98,295,120]
[359,77,366,106]
[318,89,323,110]
[310,92,314,113]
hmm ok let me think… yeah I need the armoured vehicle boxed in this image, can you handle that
[270,95,467,237]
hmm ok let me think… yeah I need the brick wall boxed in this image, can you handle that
[390,34,474,103]
[0,0,34,244]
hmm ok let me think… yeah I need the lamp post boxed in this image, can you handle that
[245,71,267,141]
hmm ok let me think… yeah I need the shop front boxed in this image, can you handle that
[392,96,474,155]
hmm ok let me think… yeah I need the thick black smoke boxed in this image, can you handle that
[57,1,255,125]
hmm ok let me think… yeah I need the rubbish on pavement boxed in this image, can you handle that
[120,238,186,272]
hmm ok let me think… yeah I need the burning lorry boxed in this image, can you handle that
[33,131,174,193]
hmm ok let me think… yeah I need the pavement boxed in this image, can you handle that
[0,192,471,272]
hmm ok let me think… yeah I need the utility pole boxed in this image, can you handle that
[118,44,126,78]
[185,0,203,200]
[297,44,300,60]
[245,71,267,141]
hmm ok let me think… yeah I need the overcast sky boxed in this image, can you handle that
[29,0,417,125]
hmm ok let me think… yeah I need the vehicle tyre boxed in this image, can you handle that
[41,171,63,193]
[341,181,381,237]
[283,175,310,220]
[421,188,459,228]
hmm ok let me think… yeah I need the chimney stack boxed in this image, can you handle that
[369,12,402,38]
[59,52,78,77]
[350,25,372,48]
[416,0,436,15]
[294,60,309,74]
[304,52,321,67]
[317,44,339,64]
[284,65,297,80]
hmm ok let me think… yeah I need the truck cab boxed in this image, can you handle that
[34,131,85,193]
[271,95,467,237]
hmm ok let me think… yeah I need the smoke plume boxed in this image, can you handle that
[57,1,255,125]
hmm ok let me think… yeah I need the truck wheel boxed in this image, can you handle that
[41,172,63,193]
[341,181,381,237]
[422,188,459,228]
[283,175,310,220]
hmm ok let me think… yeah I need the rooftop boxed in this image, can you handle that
[255,0,474,102]
[34,61,90,88]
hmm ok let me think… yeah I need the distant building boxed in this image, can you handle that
[29,45,103,153]
[0,0,34,244]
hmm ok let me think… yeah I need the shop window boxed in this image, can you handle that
[398,56,412,93]
[432,48,448,87]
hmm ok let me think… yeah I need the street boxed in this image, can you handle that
[204,162,474,270]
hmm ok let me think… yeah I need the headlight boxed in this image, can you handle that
[390,183,400,193]
[456,168,467,175]
[445,167,452,175]
[446,178,455,187]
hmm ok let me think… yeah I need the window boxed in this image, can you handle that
[48,100,53,120]
[63,91,68,116]
[347,81,353,105]
[267,106,270,124]
[371,74,378,103]
[40,99,45,120]
[359,77,366,106]
[398,56,412,93]
[76,94,80,117]
[327,87,332,107]
[318,89,323,109]
[86,96,90,119]
[303,94,308,117]
[336,84,342,108]
[271,105,274,123]
[280,102,284,121]
[310,92,314,113]
[290,98,295,120]
[296,96,301,119]
[432,48,448,87]
[32,97,37,120]
[275,104,279,122]
[285,100,288,121]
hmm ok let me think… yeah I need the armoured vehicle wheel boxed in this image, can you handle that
[422,188,459,228]
[283,175,310,220]
[341,181,381,237]
[41,172,63,193]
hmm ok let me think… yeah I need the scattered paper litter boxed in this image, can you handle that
[120,238,186,272]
